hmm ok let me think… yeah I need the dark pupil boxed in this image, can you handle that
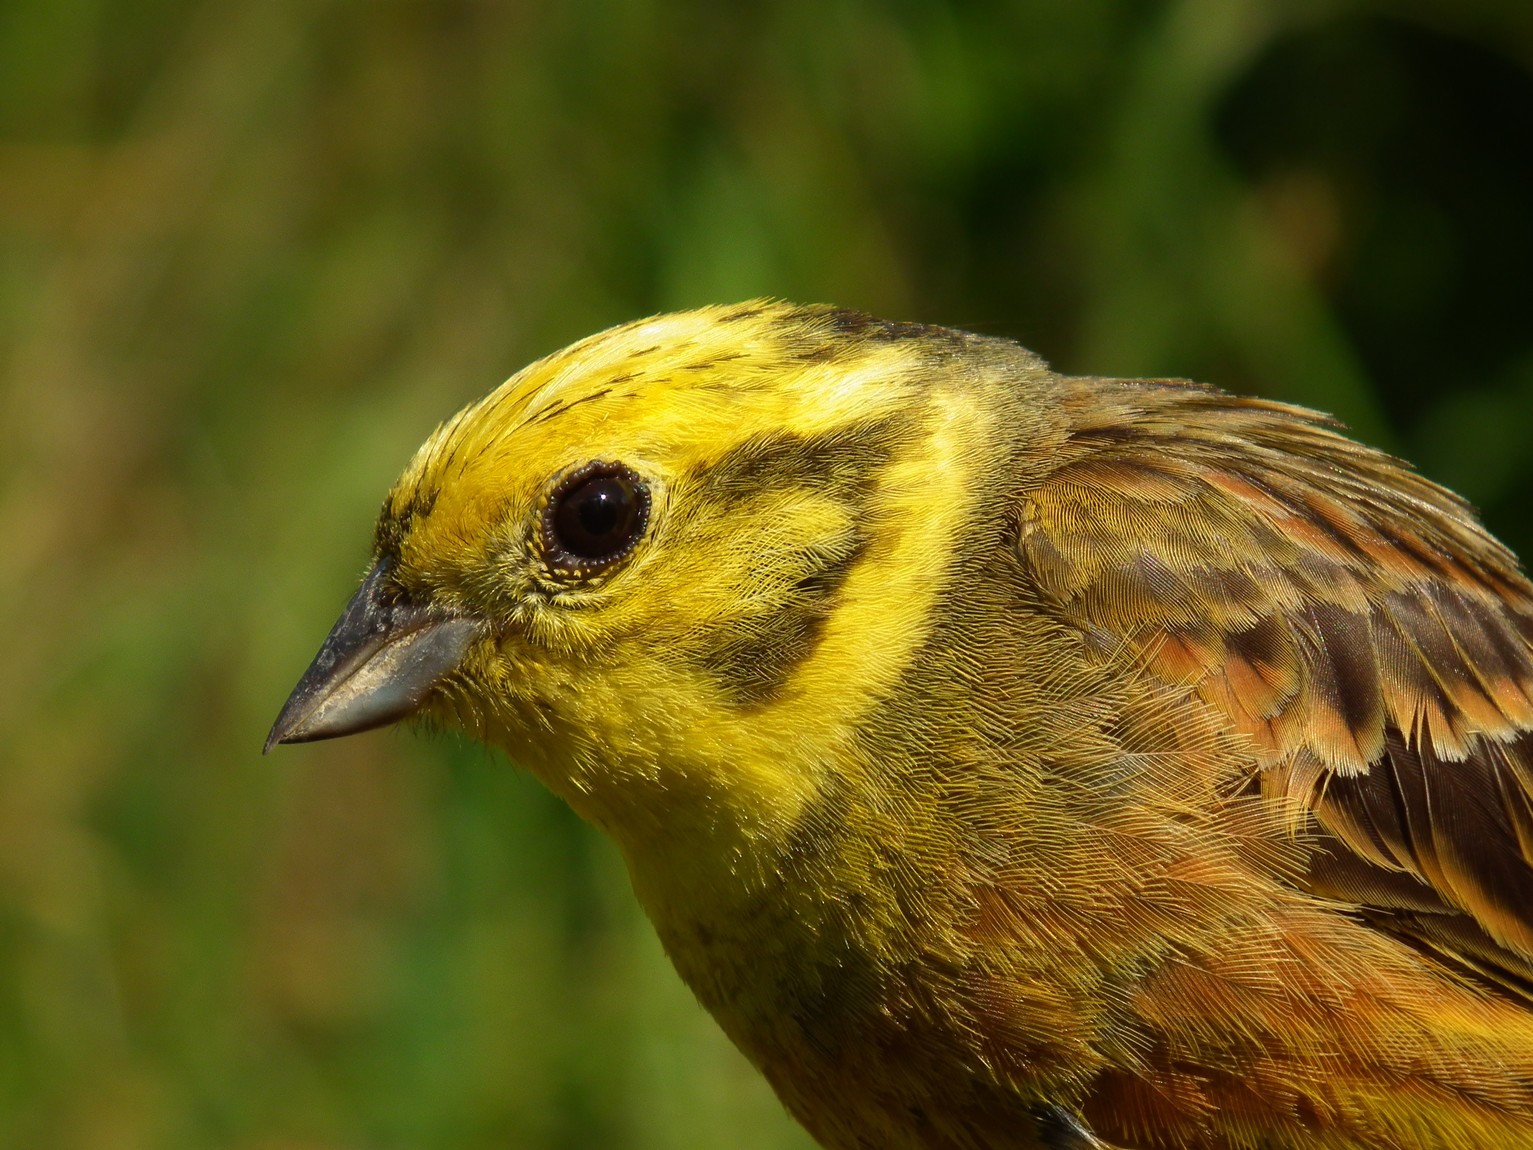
[554,474,637,559]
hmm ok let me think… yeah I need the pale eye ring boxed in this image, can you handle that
[541,461,650,576]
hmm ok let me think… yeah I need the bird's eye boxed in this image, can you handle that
[542,461,650,575]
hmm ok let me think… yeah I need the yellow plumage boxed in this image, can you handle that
[271,302,1533,1149]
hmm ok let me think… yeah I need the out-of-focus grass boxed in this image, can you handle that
[1,2,1530,1147]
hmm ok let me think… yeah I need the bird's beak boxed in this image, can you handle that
[265,560,481,752]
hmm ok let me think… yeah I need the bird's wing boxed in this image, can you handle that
[1016,376,1533,987]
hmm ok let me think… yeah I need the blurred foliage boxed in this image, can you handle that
[2,0,1531,1146]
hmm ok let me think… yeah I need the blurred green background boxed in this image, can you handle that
[3,1,1532,1146]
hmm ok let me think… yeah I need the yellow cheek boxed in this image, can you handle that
[783,391,986,735]
[502,389,990,854]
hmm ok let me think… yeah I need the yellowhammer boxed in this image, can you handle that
[269,302,1533,1149]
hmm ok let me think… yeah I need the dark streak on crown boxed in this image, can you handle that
[533,387,613,425]
[824,307,968,344]
[783,306,975,364]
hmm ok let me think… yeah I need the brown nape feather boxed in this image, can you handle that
[1018,375,1533,994]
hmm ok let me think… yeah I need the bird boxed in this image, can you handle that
[268,301,1533,1149]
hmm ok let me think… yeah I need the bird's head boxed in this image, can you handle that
[268,302,1047,869]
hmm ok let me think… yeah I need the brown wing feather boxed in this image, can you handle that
[1018,375,1533,986]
